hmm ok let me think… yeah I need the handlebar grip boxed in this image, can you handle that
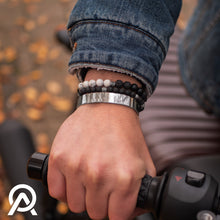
[27,152,153,209]
[27,152,49,186]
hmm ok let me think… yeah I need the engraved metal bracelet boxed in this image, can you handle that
[77,92,139,114]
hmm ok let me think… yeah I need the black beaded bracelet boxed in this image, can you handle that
[78,79,147,111]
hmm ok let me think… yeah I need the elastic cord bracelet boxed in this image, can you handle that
[77,92,140,114]
[78,79,147,107]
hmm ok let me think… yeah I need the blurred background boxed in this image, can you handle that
[0,0,197,219]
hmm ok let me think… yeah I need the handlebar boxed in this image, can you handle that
[27,152,220,220]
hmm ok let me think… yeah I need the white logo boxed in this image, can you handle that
[8,184,37,216]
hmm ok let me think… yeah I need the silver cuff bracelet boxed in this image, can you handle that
[77,92,139,114]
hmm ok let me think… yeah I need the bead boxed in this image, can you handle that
[115,80,123,88]
[96,79,104,87]
[80,87,87,95]
[119,88,125,94]
[83,81,89,88]
[131,84,138,91]
[102,87,107,92]
[113,87,119,93]
[85,87,91,93]
[137,88,144,96]
[96,86,102,92]
[104,79,111,87]
[123,81,131,89]
[78,82,84,89]
[130,91,136,98]
[89,79,96,87]
[142,91,147,101]
[125,89,131,96]
[107,86,113,92]
[90,87,96,92]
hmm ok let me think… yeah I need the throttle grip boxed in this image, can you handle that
[27,152,220,220]
[27,152,158,210]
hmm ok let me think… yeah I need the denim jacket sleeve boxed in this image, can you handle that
[67,0,182,96]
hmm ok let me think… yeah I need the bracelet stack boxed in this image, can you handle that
[77,79,147,114]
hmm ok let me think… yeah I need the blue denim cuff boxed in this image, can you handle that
[67,0,181,96]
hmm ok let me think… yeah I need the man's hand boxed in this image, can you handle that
[48,69,156,220]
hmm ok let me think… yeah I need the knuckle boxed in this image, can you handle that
[86,163,106,185]
[117,169,133,188]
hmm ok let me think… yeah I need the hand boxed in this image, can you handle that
[48,103,156,220]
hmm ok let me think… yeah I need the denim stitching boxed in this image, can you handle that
[67,19,166,57]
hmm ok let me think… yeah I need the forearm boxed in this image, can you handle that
[67,0,182,96]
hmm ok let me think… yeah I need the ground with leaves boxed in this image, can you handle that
[0,0,197,219]
[0,0,78,219]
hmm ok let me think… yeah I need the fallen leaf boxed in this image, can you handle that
[4,47,17,62]
[0,51,4,61]
[26,108,42,121]
[34,92,50,109]
[0,65,13,76]
[15,16,26,26]
[24,87,38,104]
[59,0,70,2]
[57,202,68,215]
[29,70,42,81]
[24,20,36,31]
[49,48,60,60]
[2,197,10,213]
[65,75,78,92]
[50,97,72,112]
[0,111,6,124]
[46,81,62,95]
[7,92,22,106]
[17,76,30,87]
[37,15,48,25]
[36,133,49,146]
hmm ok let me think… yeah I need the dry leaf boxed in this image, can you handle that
[37,15,48,25]
[36,133,49,146]
[37,145,50,154]
[0,111,6,124]
[29,70,42,81]
[49,48,60,60]
[26,108,42,121]
[24,87,38,104]
[51,97,72,112]
[7,92,22,106]
[65,75,78,92]
[0,65,13,76]
[15,16,26,26]
[2,197,10,213]
[34,92,50,109]
[0,51,4,62]
[24,20,36,31]
[46,81,62,95]
[17,75,30,87]
[57,202,68,214]
[4,47,17,62]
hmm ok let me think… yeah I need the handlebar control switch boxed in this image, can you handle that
[186,170,206,187]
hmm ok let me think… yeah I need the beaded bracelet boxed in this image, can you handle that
[78,79,147,108]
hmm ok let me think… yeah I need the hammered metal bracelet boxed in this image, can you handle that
[77,92,140,114]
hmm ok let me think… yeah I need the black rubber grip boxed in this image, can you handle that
[27,152,153,209]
